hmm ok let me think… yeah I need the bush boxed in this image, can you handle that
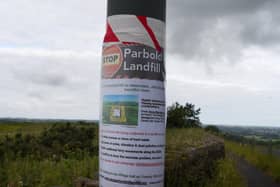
[0,124,98,160]
[167,102,201,128]
[205,125,220,134]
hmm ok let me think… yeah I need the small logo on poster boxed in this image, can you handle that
[102,45,123,78]
[102,95,139,126]
[102,44,165,81]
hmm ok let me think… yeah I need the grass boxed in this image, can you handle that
[166,128,224,159]
[0,122,97,138]
[0,156,98,187]
[0,123,99,187]
[166,128,213,149]
[165,128,245,187]
[165,128,246,187]
[0,122,248,187]
[0,122,51,137]
[225,140,280,183]
[165,128,212,186]
[206,157,246,187]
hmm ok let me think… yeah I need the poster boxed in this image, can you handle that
[100,15,166,187]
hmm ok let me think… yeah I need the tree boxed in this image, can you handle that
[167,102,201,128]
[205,125,220,134]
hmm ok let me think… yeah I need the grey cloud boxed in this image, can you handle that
[0,51,101,119]
[0,0,106,50]
[21,72,68,87]
[12,60,70,88]
[169,0,271,18]
[167,0,280,63]
[1,0,280,125]
[7,49,99,89]
[27,91,45,101]
[240,7,280,46]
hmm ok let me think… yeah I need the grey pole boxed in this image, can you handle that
[100,1,166,186]
[107,0,166,22]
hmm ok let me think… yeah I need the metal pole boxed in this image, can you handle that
[100,0,166,186]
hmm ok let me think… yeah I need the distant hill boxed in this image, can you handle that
[0,117,99,124]
[214,125,280,142]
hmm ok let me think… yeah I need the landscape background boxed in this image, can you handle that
[1,0,280,126]
[1,0,280,186]
[0,103,279,187]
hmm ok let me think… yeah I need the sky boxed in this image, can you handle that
[0,0,280,126]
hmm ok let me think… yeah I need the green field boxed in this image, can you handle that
[0,121,97,138]
[0,122,99,187]
[0,122,52,137]
[165,128,245,187]
[205,157,246,187]
[225,140,280,182]
[0,122,246,187]
[0,156,98,187]
[102,101,138,126]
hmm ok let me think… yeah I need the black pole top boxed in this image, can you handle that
[107,0,166,22]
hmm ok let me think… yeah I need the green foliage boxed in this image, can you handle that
[39,124,97,159]
[206,157,246,187]
[205,125,220,134]
[165,128,224,187]
[0,120,246,187]
[0,121,98,138]
[0,156,98,187]
[223,132,280,147]
[226,140,280,183]
[166,128,209,150]
[167,102,201,128]
[0,124,98,160]
[0,123,99,186]
[0,122,51,137]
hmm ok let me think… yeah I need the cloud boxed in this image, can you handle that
[0,0,280,125]
[240,8,280,46]
[166,48,280,126]
[167,78,280,126]
[0,0,105,119]
[0,47,98,58]
[167,0,280,63]
[0,0,106,50]
[1,47,99,89]
[168,0,270,17]
[15,71,68,87]
[0,47,101,119]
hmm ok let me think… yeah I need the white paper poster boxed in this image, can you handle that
[100,15,166,187]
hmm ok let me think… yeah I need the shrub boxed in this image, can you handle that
[167,102,201,128]
[205,125,220,134]
[0,124,98,161]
